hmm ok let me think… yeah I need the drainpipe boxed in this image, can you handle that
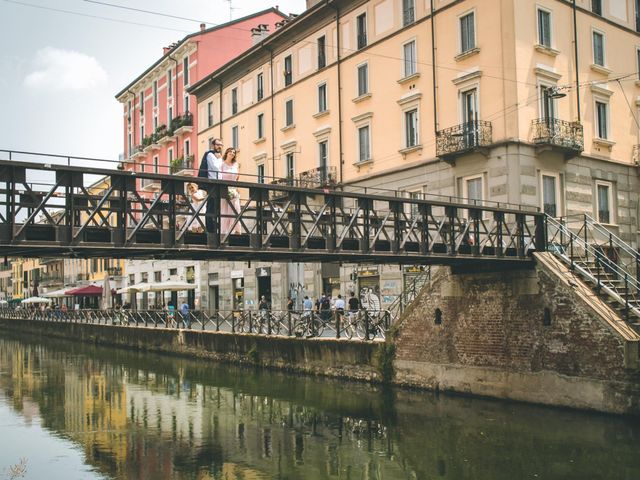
[330,1,344,184]
[269,47,276,178]
[218,80,224,139]
[572,0,581,122]
[430,0,439,136]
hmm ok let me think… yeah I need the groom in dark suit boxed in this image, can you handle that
[197,138,223,233]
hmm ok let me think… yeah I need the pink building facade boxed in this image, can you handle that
[115,8,287,191]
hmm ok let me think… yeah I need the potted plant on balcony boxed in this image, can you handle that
[170,156,184,174]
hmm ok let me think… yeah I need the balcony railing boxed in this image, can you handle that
[436,120,492,159]
[170,155,195,175]
[531,118,583,154]
[169,112,194,136]
[403,6,415,26]
[298,166,337,189]
[40,274,64,286]
[106,267,123,277]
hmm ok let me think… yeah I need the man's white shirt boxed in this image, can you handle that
[206,152,222,179]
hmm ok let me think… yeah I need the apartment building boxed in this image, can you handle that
[114,9,288,310]
[188,0,640,311]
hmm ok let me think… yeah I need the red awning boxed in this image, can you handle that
[66,285,103,296]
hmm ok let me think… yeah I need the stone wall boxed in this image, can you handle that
[0,319,381,382]
[393,253,640,414]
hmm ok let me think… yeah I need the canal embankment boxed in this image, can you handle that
[0,317,384,382]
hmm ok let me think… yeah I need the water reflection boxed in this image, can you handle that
[0,333,639,480]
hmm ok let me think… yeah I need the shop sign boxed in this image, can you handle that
[403,265,424,274]
[256,267,271,277]
[230,270,244,279]
[357,267,379,277]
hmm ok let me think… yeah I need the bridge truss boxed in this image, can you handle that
[0,157,545,266]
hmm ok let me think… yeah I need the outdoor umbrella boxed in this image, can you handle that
[116,283,149,294]
[145,281,196,292]
[101,276,112,310]
[0,300,7,305]
[66,285,103,296]
[22,296,52,304]
[43,288,72,298]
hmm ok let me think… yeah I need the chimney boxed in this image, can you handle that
[163,47,171,55]
[251,24,270,45]
[200,23,206,32]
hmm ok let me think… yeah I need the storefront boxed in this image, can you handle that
[256,266,271,305]
[357,267,380,311]
[231,270,244,310]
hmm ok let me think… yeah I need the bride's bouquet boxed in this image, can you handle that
[228,187,240,200]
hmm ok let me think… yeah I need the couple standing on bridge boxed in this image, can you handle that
[186,137,240,235]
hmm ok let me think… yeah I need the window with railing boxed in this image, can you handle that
[596,181,613,224]
[404,109,419,148]
[284,55,293,86]
[317,36,326,69]
[402,0,415,26]
[231,88,238,115]
[592,0,602,15]
[357,13,367,49]
[257,73,264,101]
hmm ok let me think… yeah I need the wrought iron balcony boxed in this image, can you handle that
[298,166,337,189]
[106,266,123,277]
[169,112,193,136]
[436,121,492,159]
[633,144,640,166]
[40,273,64,286]
[531,118,583,156]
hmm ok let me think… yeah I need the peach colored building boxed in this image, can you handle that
[115,8,288,193]
[187,0,640,312]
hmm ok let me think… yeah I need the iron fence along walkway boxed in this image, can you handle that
[0,153,544,265]
[0,308,391,341]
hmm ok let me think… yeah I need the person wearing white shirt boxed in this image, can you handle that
[197,138,224,232]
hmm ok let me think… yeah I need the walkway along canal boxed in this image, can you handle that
[1,333,639,479]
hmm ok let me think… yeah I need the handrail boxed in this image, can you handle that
[546,216,640,321]
[387,268,431,321]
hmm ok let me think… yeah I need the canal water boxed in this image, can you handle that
[0,334,638,480]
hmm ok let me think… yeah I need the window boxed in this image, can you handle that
[169,268,177,276]
[184,139,190,156]
[592,0,602,15]
[357,63,368,96]
[257,113,264,139]
[464,175,483,203]
[231,125,239,149]
[319,140,328,170]
[127,100,132,122]
[154,271,161,282]
[153,80,158,107]
[596,181,613,224]
[403,0,415,26]
[153,116,158,131]
[231,88,238,115]
[537,8,551,48]
[284,55,293,86]
[593,31,605,66]
[207,101,213,127]
[153,155,159,174]
[140,125,145,142]
[318,36,326,69]
[541,173,560,217]
[168,148,173,162]
[168,106,173,124]
[358,125,371,162]
[257,73,264,101]
[167,69,172,97]
[403,40,417,77]
[404,109,419,148]
[595,100,608,139]
[637,48,640,80]
[318,83,327,112]
[183,95,189,113]
[129,274,135,285]
[285,152,294,179]
[128,133,132,156]
[139,91,144,114]
[257,164,265,183]
[636,0,640,32]
[183,56,189,85]
[285,99,294,126]
[357,13,367,49]
[540,85,556,120]
[460,12,476,53]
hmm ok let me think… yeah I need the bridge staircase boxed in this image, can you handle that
[546,215,640,331]
[388,268,432,323]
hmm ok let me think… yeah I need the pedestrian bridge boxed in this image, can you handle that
[0,152,545,267]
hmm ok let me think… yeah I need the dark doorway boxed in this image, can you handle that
[209,286,219,314]
[257,275,271,305]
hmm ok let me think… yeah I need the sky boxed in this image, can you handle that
[0,0,306,163]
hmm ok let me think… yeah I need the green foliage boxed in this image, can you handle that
[374,341,396,384]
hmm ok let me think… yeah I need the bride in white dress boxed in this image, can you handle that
[220,148,240,235]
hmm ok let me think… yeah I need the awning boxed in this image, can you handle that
[43,288,72,298]
[66,285,103,296]
[116,282,150,294]
[22,296,52,304]
[144,281,196,292]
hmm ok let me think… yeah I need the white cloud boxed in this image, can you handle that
[24,47,107,91]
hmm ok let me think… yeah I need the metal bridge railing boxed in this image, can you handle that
[0,308,391,341]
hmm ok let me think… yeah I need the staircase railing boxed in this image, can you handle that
[388,267,431,322]
[546,215,640,321]
[562,214,640,282]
